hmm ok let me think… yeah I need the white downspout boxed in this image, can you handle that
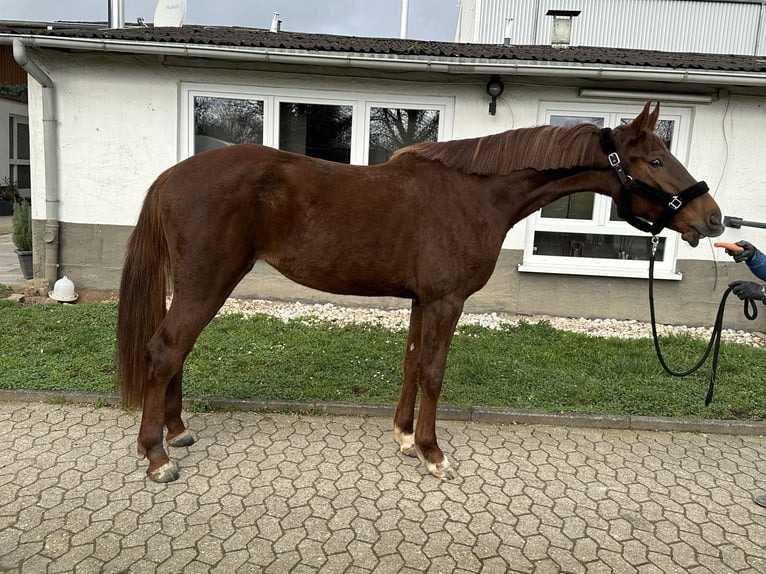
[12,38,59,284]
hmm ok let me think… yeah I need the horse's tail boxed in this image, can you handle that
[116,169,172,409]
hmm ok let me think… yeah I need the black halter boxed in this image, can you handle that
[599,128,709,235]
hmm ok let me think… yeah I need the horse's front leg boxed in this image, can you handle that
[394,300,423,457]
[412,296,464,480]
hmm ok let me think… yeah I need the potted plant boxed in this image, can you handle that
[0,178,20,217]
[12,199,33,279]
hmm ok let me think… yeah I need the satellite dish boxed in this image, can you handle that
[154,0,186,27]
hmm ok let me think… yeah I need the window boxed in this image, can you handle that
[181,84,453,166]
[193,96,263,153]
[9,115,30,196]
[518,103,692,280]
[367,107,440,165]
[279,102,353,163]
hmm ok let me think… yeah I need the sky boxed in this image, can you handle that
[0,0,460,42]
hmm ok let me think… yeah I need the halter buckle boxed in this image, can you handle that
[607,152,621,167]
[668,196,683,210]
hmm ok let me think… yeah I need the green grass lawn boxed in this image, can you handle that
[1,297,765,420]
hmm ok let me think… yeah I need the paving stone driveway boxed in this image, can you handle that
[1,402,765,573]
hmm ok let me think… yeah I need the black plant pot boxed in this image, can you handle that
[15,249,33,279]
[0,200,13,217]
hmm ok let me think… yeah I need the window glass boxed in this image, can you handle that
[279,102,352,163]
[16,122,29,160]
[14,165,30,189]
[368,107,439,165]
[193,96,264,153]
[533,231,666,261]
[8,117,30,194]
[620,117,675,148]
[184,85,451,167]
[540,115,604,220]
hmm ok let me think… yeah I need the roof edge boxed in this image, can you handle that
[3,32,766,87]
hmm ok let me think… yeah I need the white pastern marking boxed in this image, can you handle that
[428,455,457,480]
[394,426,416,455]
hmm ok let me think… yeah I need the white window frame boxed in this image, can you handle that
[180,83,454,165]
[8,114,30,197]
[518,102,693,281]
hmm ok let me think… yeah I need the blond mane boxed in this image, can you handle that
[392,122,603,175]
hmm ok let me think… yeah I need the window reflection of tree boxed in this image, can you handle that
[542,115,604,219]
[194,97,264,151]
[279,103,353,163]
[368,108,439,165]
[620,117,674,148]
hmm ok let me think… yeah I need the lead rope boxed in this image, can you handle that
[648,236,758,405]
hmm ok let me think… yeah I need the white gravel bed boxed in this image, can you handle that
[218,298,766,348]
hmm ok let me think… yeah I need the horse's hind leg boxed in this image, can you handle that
[138,293,234,482]
[394,300,423,456]
[165,372,195,448]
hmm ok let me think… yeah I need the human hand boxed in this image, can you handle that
[729,240,757,263]
[729,280,766,301]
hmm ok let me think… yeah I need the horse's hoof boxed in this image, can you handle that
[167,429,196,448]
[426,456,458,481]
[148,461,180,483]
[400,444,418,458]
[394,427,417,457]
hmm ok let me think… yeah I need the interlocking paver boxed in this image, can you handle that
[1,402,765,572]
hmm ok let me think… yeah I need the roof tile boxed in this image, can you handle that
[1,22,764,73]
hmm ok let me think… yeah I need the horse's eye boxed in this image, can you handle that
[649,159,663,168]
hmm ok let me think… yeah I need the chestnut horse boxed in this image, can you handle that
[117,103,723,483]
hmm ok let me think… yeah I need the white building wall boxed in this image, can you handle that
[27,52,179,225]
[697,95,766,258]
[20,48,766,323]
[24,50,766,264]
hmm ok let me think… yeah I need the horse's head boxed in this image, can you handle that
[606,102,723,246]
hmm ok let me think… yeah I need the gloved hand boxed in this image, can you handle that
[729,280,766,301]
[727,240,757,263]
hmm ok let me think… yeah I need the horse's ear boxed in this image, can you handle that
[646,102,660,131]
[634,101,660,130]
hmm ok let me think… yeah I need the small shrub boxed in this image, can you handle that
[12,199,32,252]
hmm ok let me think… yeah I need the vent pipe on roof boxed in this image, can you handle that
[270,12,281,33]
[503,17,513,45]
[109,0,125,29]
[546,10,580,47]
[400,0,409,38]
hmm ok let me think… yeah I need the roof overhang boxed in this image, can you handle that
[3,32,766,89]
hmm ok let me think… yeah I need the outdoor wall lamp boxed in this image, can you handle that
[486,75,504,115]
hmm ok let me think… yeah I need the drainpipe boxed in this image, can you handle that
[12,39,59,285]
